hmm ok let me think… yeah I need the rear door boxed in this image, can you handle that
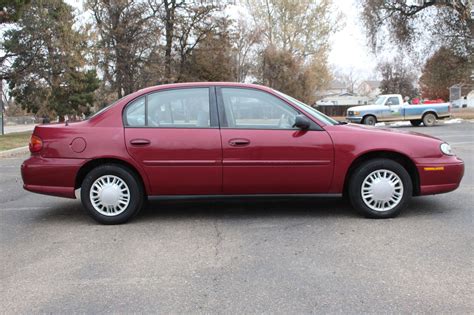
[217,87,334,194]
[124,87,222,195]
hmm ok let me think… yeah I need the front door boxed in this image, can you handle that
[217,87,334,194]
[124,87,222,195]
[383,96,402,121]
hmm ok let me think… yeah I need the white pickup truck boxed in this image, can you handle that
[346,94,451,126]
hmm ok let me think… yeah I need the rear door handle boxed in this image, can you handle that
[229,138,250,146]
[130,139,151,146]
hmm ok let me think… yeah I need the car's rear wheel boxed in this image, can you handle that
[348,159,412,218]
[362,115,377,126]
[410,119,422,127]
[81,164,144,224]
[422,113,436,127]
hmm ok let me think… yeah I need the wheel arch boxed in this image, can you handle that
[422,110,438,118]
[343,150,420,197]
[362,114,377,124]
[75,157,149,195]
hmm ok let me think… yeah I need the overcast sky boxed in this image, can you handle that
[328,1,377,79]
[65,0,377,80]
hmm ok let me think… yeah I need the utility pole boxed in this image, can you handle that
[0,80,4,136]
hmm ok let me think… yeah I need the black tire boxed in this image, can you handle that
[422,113,436,127]
[410,120,422,127]
[362,115,377,126]
[348,159,412,219]
[81,164,144,224]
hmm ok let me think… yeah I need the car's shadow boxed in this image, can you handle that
[139,197,353,221]
[382,124,444,129]
[29,195,449,224]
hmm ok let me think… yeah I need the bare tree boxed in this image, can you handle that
[360,0,473,56]
[247,0,340,98]
[87,0,161,98]
[232,18,262,82]
[378,56,418,97]
[333,67,361,94]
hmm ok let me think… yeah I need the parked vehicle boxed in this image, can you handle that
[22,83,464,224]
[346,94,451,126]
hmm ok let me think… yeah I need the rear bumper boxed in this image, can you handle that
[21,155,87,199]
[416,159,464,195]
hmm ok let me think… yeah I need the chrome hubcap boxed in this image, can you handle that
[361,169,403,212]
[90,175,130,216]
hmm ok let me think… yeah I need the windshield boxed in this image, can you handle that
[274,91,338,126]
[374,96,386,105]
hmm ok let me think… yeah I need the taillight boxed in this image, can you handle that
[29,135,43,153]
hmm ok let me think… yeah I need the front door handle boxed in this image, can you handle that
[130,139,151,146]
[229,138,250,146]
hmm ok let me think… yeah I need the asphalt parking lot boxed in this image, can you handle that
[1,122,473,313]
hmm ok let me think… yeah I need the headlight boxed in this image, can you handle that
[440,143,453,155]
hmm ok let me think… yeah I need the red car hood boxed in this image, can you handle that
[339,123,443,142]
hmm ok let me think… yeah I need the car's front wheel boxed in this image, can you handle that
[81,164,144,224]
[348,159,412,218]
[362,115,377,126]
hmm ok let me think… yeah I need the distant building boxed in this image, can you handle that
[450,83,474,108]
[315,93,373,116]
[357,80,381,98]
[319,80,349,98]
[316,94,372,106]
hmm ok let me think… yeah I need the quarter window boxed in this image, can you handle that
[125,97,146,127]
[220,88,298,129]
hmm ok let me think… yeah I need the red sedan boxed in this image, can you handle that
[21,83,464,224]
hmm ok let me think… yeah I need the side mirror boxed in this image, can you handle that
[293,114,311,130]
[386,101,393,106]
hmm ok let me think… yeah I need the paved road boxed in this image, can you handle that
[3,124,37,134]
[1,123,473,313]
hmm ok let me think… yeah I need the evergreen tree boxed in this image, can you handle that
[3,0,99,119]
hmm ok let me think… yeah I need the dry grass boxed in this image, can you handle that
[451,107,474,119]
[0,131,31,151]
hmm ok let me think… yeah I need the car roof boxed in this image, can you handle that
[134,82,274,95]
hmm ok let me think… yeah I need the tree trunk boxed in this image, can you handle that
[164,0,176,83]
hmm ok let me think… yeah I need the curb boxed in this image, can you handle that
[0,146,29,158]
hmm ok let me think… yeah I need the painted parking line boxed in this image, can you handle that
[0,207,51,211]
[450,141,474,145]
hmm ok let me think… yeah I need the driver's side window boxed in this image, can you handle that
[220,88,298,129]
[386,97,400,106]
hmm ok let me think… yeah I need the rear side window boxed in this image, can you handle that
[124,88,211,128]
[148,88,210,128]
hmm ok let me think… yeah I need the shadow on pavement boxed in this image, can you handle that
[26,195,450,224]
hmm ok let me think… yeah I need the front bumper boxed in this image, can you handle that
[21,155,87,199]
[346,116,363,123]
[415,158,464,195]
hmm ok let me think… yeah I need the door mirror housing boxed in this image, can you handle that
[293,114,311,130]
